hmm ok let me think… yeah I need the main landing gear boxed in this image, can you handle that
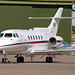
[15,54,24,63]
[46,57,53,63]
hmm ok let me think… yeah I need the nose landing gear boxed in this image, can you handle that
[1,50,10,63]
[2,58,10,63]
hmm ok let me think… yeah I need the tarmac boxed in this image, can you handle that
[0,55,75,75]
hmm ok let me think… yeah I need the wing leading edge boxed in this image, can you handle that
[31,48,75,54]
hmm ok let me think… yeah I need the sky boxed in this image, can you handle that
[72,5,75,26]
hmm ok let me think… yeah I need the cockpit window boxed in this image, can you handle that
[13,33,16,37]
[16,33,19,37]
[13,33,19,38]
[4,33,12,38]
[0,33,4,37]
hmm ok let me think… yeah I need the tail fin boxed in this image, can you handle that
[29,7,75,36]
[48,7,63,36]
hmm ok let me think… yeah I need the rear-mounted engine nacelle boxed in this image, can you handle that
[49,36,64,47]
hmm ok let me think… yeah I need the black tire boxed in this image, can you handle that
[2,58,8,63]
[20,56,24,63]
[17,56,24,63]
[46,57,49,63]
[17,57,21,63]
[46,57,53,63]
[49,57,53,63]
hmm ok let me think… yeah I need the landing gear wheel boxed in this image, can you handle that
[49,57,53,63]
[46,57,53,63]
[17,57,20,63]
[17,56,24,63]
[46,57,49,63]
[2,58,10,63]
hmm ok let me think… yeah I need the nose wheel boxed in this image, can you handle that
[1,50,10,63]
[2,58,10,63]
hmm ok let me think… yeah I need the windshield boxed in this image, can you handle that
[4,33,12,38]
[13,33,19,38]
[0,33,4,37]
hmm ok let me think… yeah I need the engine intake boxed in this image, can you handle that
[49,36,64,47]
[49,37,56,45]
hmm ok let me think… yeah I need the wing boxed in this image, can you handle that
[31,47,75,55]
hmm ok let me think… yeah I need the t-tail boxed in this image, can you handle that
[29,7,75,36]
[48,7,63,36]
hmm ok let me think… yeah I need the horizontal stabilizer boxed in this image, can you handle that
[29,17,53,19]
[29,17,75,19]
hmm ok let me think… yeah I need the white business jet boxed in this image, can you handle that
[0,7,75,63]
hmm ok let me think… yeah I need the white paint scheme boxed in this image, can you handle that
[0,7,75,63]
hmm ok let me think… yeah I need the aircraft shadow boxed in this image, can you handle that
[0,61,75,64]
[54,61,75,64]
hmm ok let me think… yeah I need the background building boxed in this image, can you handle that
[0,0,72,44]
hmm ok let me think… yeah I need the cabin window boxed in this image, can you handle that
[28,36,30,40]
[33,36,35,40]
[30,35,32,40]
[0,33,4,37]
[41,35,43,39]
[4,33,12,38]
[38,36,40,39]
[28,35,43,40]
[35,35,38,39]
